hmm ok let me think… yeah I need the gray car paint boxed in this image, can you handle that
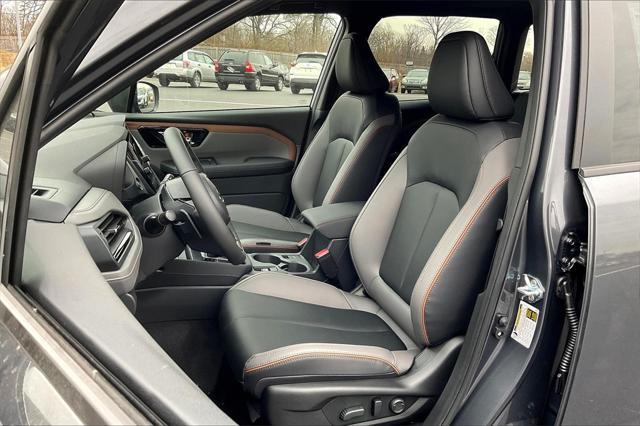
[560,171,640,425]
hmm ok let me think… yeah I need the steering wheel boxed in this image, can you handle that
[162,127,246,264]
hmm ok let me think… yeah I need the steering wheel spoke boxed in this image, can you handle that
[162,127,246,264]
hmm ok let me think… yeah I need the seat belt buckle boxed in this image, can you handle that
[314,248,338,279]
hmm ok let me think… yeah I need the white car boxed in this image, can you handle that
[289,52,326,94]
[155,49,217,88]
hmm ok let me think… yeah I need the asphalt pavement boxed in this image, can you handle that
[141,77,427,112]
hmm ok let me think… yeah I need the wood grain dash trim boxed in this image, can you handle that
[125,121,297,160]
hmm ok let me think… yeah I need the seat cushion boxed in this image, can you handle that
[219,272,417,397]
[228,204,312,249]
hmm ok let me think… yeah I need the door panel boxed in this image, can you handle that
[126,107,310,214]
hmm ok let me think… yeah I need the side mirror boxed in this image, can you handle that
[135,81,159,113]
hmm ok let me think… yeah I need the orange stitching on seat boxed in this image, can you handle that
[244,352,400,375]
[420,177,509,345]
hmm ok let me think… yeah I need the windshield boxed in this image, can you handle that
[406,69,429,78]
[79,1,189,72]
[296,54,325,65]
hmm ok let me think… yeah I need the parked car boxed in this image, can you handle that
[276,63,291,87]
[215,49,286,91]
[518,70,532,89]
[381,67,399,92]
[289,52,326,94]
[155,49,216,88]
[401,68,430,93]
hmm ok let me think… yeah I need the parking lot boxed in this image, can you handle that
[142,78,425,112]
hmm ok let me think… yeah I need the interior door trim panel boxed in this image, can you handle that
[126,121,296,160]
[126,110,311,214]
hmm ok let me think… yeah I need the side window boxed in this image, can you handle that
[517,27,534,91]
[0,3,44,237]
[369,16,500,100]
[203,55,214,65]
[140,13,341,112]
[195,53,207,63]
[577,1,640,166]
[0,2,44,74]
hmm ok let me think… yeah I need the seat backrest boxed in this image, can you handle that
[291,33,401,212]
[350,32,521,348]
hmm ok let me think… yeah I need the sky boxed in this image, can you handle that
[376,16,534,54]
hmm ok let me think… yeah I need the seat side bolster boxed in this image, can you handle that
[291,120,333,212]
[322,113,400,206]
[350,151,408,286]
[410,138,520,346]
[350,151,414,335]
[243,343,416,397]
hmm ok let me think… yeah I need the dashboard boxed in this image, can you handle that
[29,114,166,298]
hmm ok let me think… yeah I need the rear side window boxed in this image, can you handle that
[369,16,500,100]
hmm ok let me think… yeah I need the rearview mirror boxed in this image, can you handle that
[135,81,159,113]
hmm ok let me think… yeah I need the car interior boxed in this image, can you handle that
[15,0,538,424]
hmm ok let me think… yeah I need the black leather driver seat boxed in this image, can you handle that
[220,32,521,421]
[227,33,401,251]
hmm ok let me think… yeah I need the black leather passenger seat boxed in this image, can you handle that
[227,33,401,250]
[219,31,522,424]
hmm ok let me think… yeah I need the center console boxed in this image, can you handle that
[246,201,365,290]
[135,201,365,323]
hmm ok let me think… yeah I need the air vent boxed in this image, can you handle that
[97,213,133,263]
[31,187,51,197]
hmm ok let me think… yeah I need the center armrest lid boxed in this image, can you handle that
[301,201,365,240]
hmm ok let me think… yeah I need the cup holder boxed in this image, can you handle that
[252,254,282,264]
[284,262,307,273]
[251,254,309,273]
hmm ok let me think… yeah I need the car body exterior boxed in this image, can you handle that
[289,52,326,94]
[381,67,399,92]
[155,49,216,88]
[401,68,429,93]
[215,50,286,91]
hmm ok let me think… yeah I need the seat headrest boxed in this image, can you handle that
[428,31,514,121]
[335,33,390,94]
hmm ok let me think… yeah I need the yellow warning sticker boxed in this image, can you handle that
[511,300,539,349]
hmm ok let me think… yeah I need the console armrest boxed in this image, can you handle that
[301,201,365,240]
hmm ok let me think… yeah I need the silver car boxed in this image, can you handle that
[155,49,216,88]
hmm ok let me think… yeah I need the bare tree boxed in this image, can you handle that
[419,16,468,53]
[240,15,286,48]
[401,24,426,61]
